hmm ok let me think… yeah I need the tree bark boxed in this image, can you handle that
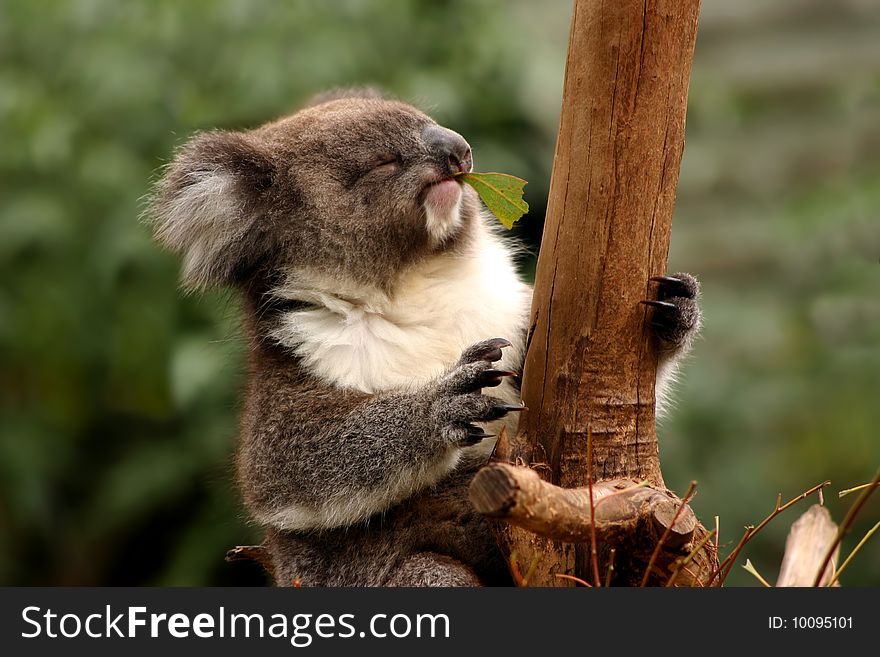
[487,0,713,586]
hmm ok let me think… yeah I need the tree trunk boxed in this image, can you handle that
[486,0,715,586]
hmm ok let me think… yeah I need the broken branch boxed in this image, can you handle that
[469,462,696,546]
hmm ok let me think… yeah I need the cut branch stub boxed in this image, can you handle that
[470,463,697,556]
[650,498,698,550]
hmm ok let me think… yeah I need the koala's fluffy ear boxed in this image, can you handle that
[149,131,276,290]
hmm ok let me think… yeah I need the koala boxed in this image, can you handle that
[149,89,701,586]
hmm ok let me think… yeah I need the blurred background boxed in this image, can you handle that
[1,0,877,586]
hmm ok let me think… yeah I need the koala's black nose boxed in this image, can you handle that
[423,125,473,175]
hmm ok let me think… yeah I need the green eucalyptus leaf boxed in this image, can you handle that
[456,172,529,229]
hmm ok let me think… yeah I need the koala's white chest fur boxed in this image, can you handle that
[271,222,531,399]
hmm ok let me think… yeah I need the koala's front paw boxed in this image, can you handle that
[642,273,702,348]
[456,337,511,368]
[433,338,522,447]
[443,337,517,395]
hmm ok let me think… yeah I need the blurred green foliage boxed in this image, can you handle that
[0,0,877,586]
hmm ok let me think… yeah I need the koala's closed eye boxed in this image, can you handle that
[369,153,401,173]
[346,153,400,188]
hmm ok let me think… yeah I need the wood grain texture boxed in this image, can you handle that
[470,463,696,547]
[495,0,709,586]
[777,504,840,587]
[515,0,701,486]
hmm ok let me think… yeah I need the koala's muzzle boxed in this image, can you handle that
[422,125,472,176]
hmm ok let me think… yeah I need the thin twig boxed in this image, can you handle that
[683,565,704,587]
[742,559,771,588]
[813,468,880,587]
[710,480,831,586]
[666,529,716,587]
[709,527,751,587]
[522,554,542,587]
[509,551,524,587]
[555,573,593,587]
[639,481,697,587]
[827,520,880,587]
[839,481,880,499]
[604,548,616,587]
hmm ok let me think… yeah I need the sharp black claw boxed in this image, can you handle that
[649,273,699,300]
[461,424,494,445]
[485,369,517,378]
[478,369,518,388]
[463,338,513,365]
[485,403,527,421]
[640,299,676,310]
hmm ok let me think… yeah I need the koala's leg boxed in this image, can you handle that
[263,453,512,587]
[383,449,514,586]
[642,272,702,415]
[385,553,482,587]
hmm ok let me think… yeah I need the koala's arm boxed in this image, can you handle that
[238,339,519,532]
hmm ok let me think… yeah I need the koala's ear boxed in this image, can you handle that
[149,130,276,290]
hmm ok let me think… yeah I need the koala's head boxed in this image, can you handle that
[149,90,480,293]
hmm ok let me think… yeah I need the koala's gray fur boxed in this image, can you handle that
[149,89,701,586]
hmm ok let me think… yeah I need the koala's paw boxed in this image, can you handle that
[433,338,522,447]
[642,273,702,348]
[443,338,516,394]
[456,337,511,367]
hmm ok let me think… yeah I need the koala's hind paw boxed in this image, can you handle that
[386,552,482,587]
[642,272,701,348]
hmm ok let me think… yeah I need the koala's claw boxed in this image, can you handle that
[640,299,677,311]
[479,369,518,388]
[433,367,524,446]
[458,337,512,366]
[649,275,685,286]
[644,272,701,348]
[649,273,699,301]
[460,424,494,446]
[484,402,526,421]
[432,339,521,446]
[439,338,516,395]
